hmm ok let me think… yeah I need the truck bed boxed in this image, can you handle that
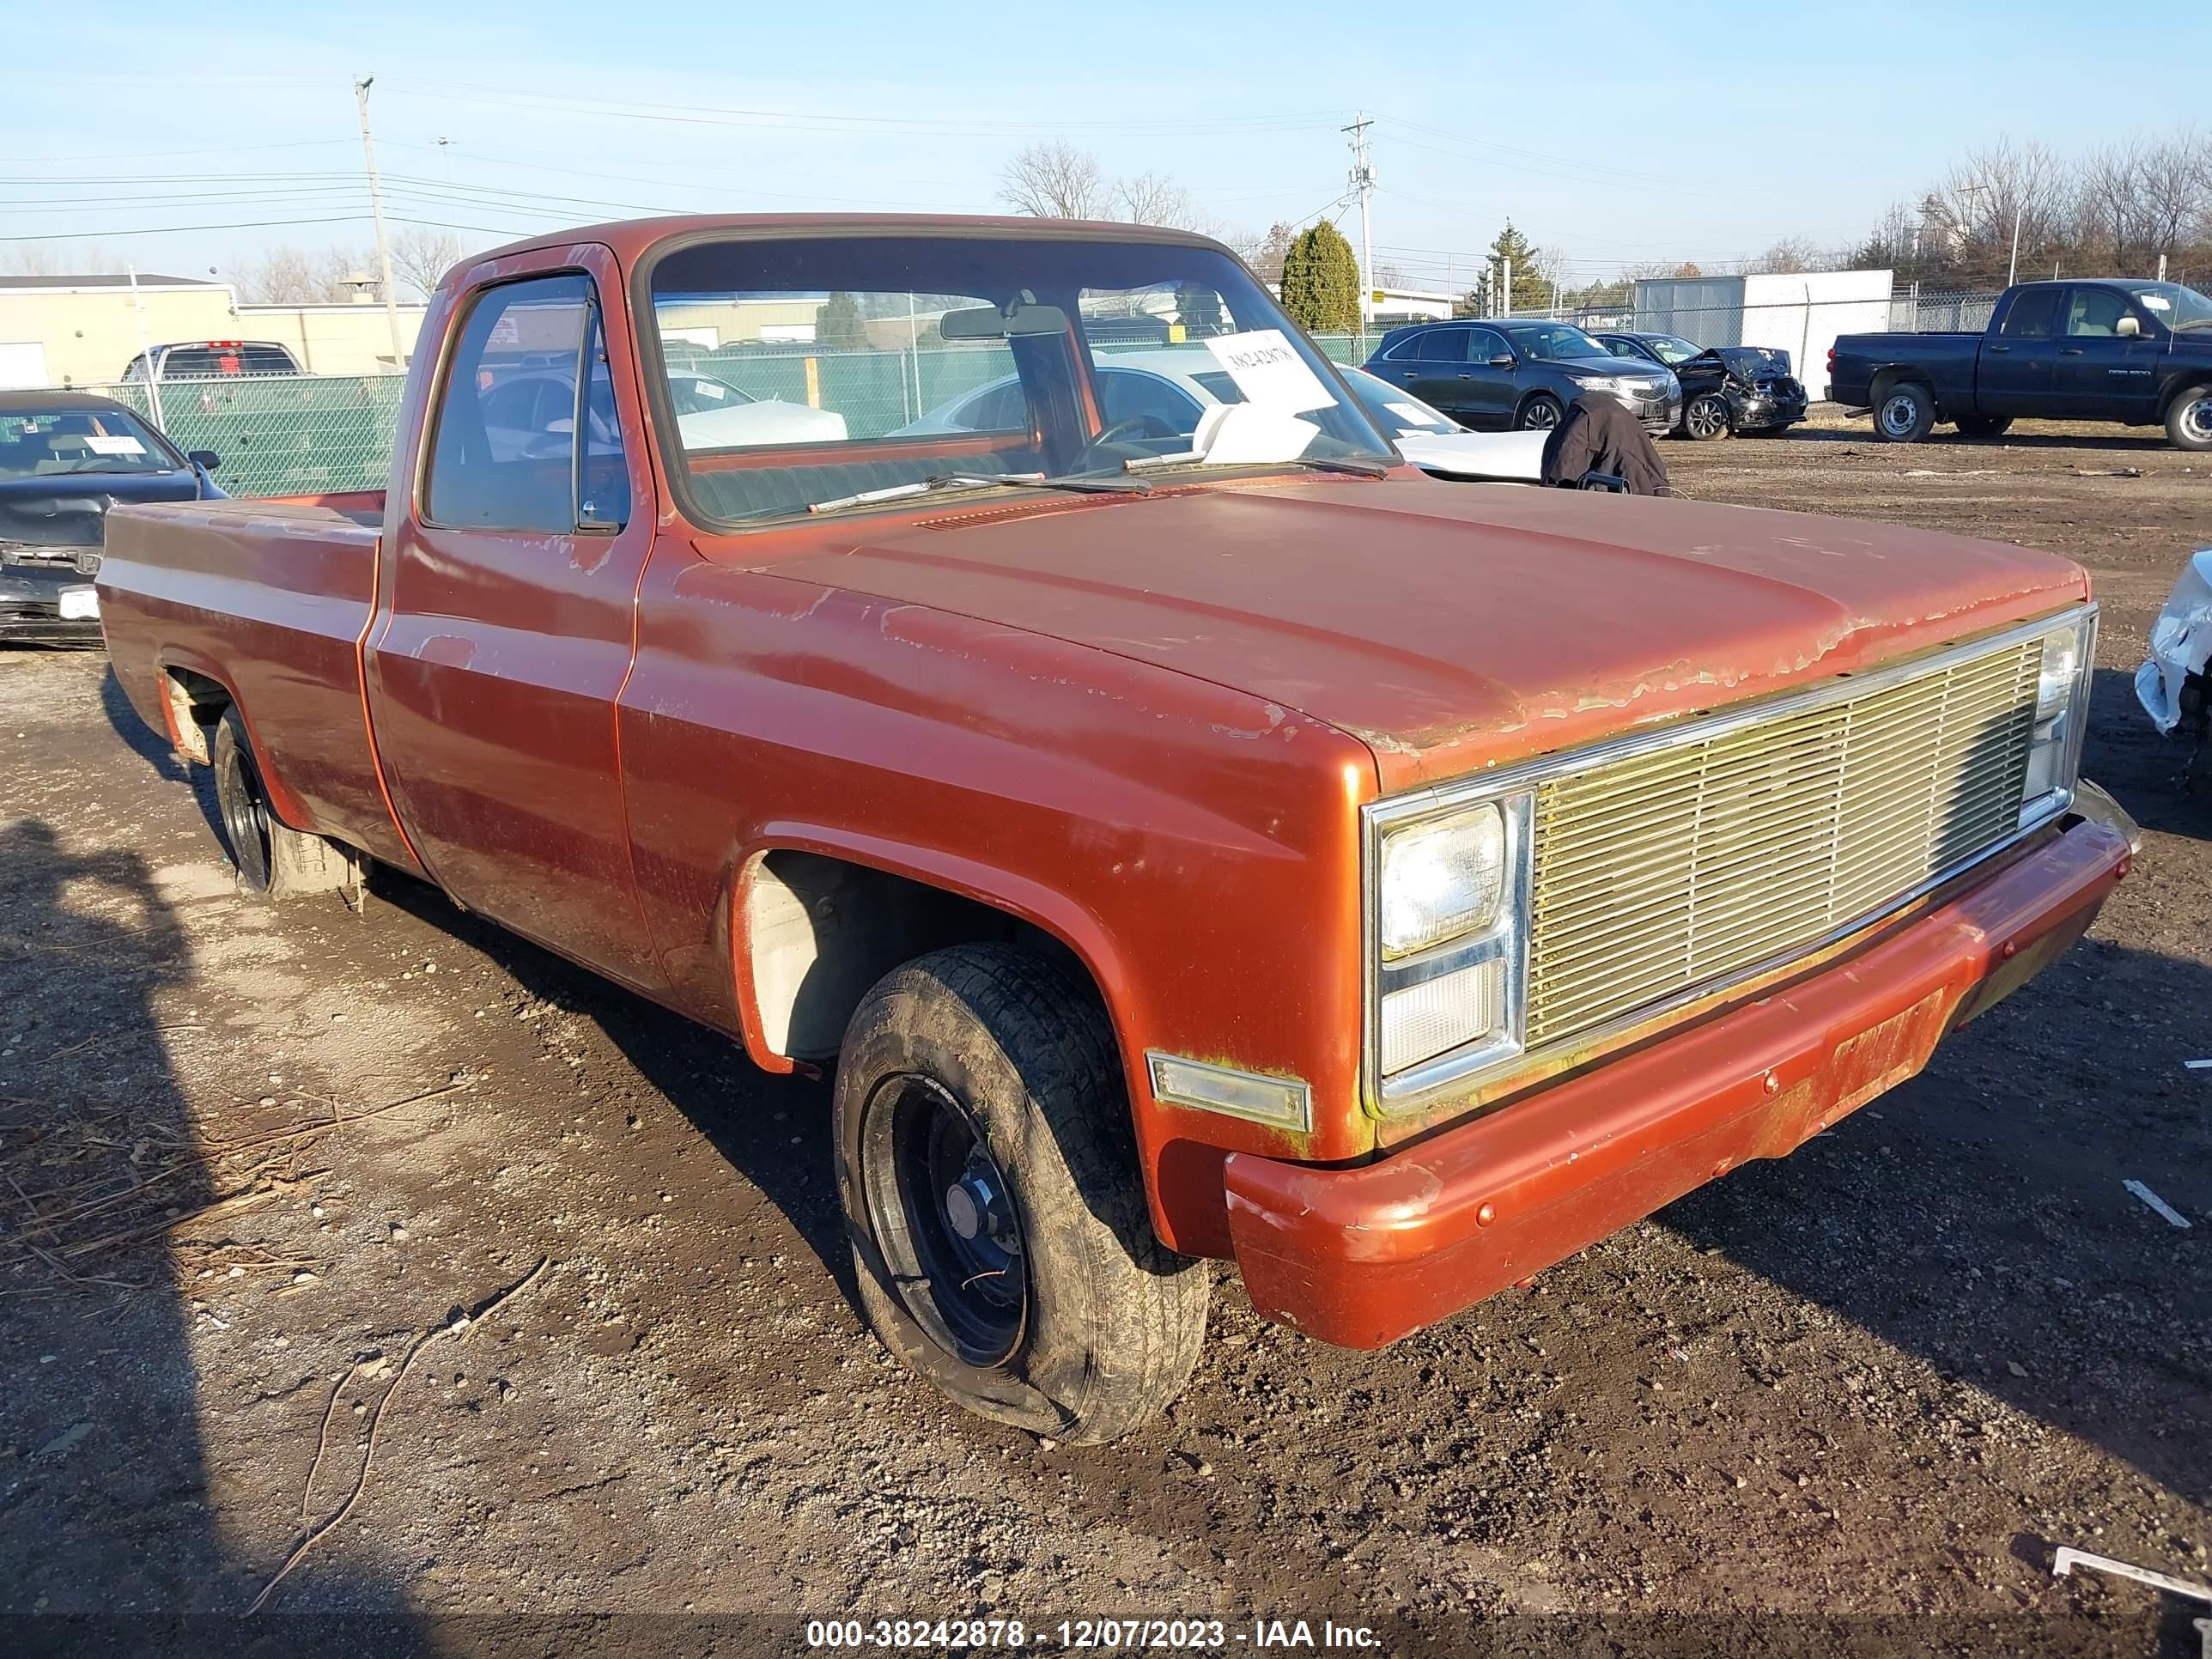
[1827,331,1981,411]
[98,490,417,870]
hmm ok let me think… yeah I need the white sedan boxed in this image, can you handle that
[480,369,847,460]
[896,349,1544,483]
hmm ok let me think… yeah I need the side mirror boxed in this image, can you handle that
[2116,315,2142,338]
[187,449,220,472]
[1487,351,1517,368]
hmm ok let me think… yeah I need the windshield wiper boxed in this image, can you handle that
[808,471,1149,515]
[1282,454,1390,478]
[1123,450,1390,478]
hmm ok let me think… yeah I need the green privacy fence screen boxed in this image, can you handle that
[91,375,412,500]
[78,335,1388,500]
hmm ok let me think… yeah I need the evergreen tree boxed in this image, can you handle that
[1485,222,1552,313]
[816,291,870,350]
[1279,222,1361,333]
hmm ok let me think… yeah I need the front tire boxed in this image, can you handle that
[1515,393,1565,431]
[211,708,356,900]
[1872,382,1936,443]
[1954,414,2013,439]
[1681,392,1732,441]
[2168,386,2212,453]
[835,944,1208,1444]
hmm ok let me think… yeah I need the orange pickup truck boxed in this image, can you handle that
[99,215,2134,1443]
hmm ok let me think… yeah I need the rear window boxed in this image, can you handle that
[157,343,296,377]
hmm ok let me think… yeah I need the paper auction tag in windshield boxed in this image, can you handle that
[86,434,147,455]
[1203,329,1334,414]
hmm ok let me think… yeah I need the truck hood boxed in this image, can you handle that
[757,475,2088,792]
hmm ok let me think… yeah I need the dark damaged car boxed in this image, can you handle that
[1598,332,1809,440]
[0,392,222,647]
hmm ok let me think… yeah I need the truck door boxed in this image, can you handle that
[365,257,666,994]
[2051,286,2161,422]
[1978,287,2064,418]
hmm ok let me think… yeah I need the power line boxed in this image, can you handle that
[384,80,1343,138]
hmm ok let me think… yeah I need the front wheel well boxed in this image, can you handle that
[162,665,233,764]
[742,848,1091,1063]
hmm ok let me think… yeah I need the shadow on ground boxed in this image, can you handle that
[0,817,422,1650]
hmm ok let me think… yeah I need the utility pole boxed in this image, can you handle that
[2007,208,2022,289]
[354,76,404,368]
[1343,112,1376,337]
[126,265,165,433]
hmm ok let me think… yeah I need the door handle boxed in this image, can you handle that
[2061,347,2083,356]
[1457,373,1474,380]
[1989,343,2010,353]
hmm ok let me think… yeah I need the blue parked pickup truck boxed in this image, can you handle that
[1829,279,2212,451]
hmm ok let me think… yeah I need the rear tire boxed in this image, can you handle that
[2167,386,2212,453]
[1872,382,1936,443]
[1954,414,2014,439]
[1515,393,1565,431]
[211,708,356,900]
[834,944,1208,1444]
[1681,392,1732,441]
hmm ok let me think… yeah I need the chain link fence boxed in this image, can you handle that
[89,374,409,499]
[46,294,2005,501]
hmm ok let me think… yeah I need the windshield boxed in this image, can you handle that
[647,234,1394,523]
[2123,282,2212,330]
[0,406,182,480]
[1643,335,1702,365]
[1343,368,1457,435]
[1502,322,1611,362]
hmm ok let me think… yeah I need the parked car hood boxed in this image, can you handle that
[0,468,205,550]
[751,474,2088,792]
[1392,428,1547,482]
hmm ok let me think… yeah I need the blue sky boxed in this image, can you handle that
[6,1,2204,291]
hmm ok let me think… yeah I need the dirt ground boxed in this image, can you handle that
[2,416,2208,1657]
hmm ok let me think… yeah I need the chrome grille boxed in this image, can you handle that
[1525,637,2041,1048]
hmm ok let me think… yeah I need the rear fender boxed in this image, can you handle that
[149,649,315,831]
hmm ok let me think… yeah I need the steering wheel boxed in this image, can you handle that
[521,431,574,461]
[1089,412,1180,449]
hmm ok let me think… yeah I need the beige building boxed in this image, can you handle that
[0,274,428,388]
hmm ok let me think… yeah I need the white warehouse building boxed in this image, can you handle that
[1630,270,1894,401]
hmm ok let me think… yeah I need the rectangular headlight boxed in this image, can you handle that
[2022,614,2094,826]
[1378,801,1506,958]
[1371,791,1532,1095]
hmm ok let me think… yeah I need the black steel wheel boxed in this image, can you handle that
[834,944,1208,1443]
[210,707,356,901]
[213,708,276,893]
[1682,392,1732,441]
[859,1072,1028,1366]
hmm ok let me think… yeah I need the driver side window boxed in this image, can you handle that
[425,273,603,532]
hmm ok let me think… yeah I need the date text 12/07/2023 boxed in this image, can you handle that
[804,1617,1383,1650]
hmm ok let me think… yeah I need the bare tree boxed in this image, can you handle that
[233,244,374,305]
[1242,221,1298,284]
[387,226,471,301]
[0,240,121,276]
[1000,143,1219,234]
[998,143,1113,220]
